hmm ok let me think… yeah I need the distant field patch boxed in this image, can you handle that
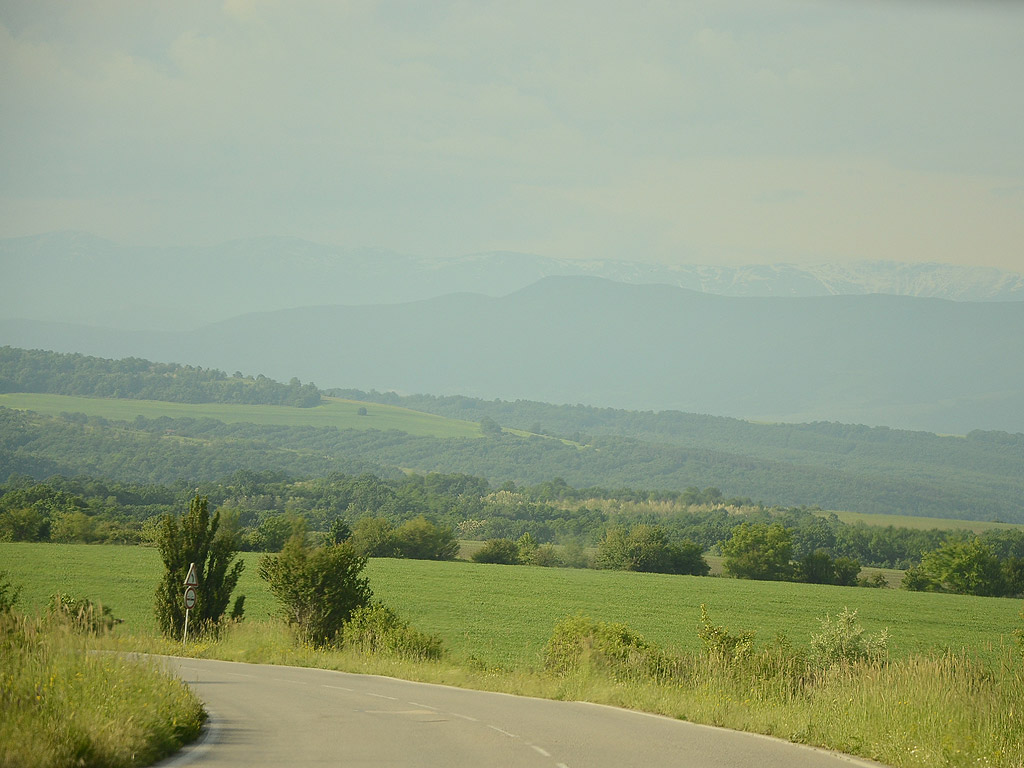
[818,509,1024,533]
[0,393,482,438]
[3,543,1019,669]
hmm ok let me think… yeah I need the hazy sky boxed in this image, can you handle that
[2,1,1023,269]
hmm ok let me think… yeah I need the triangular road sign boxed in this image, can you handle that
[184,562,198,588]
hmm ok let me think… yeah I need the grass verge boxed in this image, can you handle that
[0,611,204,768]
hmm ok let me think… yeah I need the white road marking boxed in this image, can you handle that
[366,692,398,700]
[409,702,439,710]
[487,724,518,738]
[272,678,307,685]
[321,684,353,692]
[451,712,478,722]
[531,745,551,757]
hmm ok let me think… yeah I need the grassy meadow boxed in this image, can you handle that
[0,392,483,438]
[820,509,1024,534]
[2,542,1020,668]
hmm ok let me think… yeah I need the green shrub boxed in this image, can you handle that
[392,516,459,561]
[697,603,756,663]
[594,525,709,575]
[809,607,889,666]
[544,615,681,682]
[471,538,520,564]
[47,593,121,635]
[0,568,20,614]
[533,544,564,567]
[340,602,445,661]
[259,534,371,646]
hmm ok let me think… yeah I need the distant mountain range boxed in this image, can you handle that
[3,275,1023,435]
[2,231,1022,331]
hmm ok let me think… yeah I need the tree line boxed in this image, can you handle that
[3,470,1022,597]
[0,347,322,407]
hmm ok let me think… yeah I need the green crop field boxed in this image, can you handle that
[818,509,1024,533]
[3,543,1020,669]
[0,393,483,438]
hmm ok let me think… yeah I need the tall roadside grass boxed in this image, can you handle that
[0,610,204,768]
[541,610,1024,768]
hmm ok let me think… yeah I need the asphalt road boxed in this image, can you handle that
[157,657,886,768]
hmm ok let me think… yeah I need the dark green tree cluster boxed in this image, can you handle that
[153,496,245,639]
[0,347,322,407]
[721,522,864,586]
[347,515,459,560]
[903,535,1024,597]
[594,525,709,576]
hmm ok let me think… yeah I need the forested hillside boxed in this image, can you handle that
[1,348,1022,522]
[2,406,1022,523]
[0,347,322,406]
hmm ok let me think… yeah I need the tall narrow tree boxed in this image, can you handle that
[154,496,245,638]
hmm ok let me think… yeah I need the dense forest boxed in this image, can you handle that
[0,346,322,407]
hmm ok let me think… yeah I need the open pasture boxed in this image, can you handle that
[818,509,1024,533]
[2,543,1019,669]
[0,392,482,438]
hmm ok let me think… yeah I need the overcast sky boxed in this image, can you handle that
[2,1,1022,270]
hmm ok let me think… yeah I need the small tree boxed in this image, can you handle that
[722,522,794,581]
[259,533,372,646]
[154,496,245,639]
[349,517,397,557]
[392,516,459,560]
[472,538,520,564]
[517,532,539,565]
[913,537,1007,597]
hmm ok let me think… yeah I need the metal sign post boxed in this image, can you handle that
[182,562,198,646]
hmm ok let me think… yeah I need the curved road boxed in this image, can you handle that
[158,657,885,768]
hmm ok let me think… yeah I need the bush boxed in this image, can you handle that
[349,517,398,558]
[533,544,564,567]
[796,550,861,586]
[48,593,121,635]
[810,607,889,666]
[340,602,445,661]
[472,538,521,564]
[594,525,709,575]
[392,516,459,561]
[0,569,20,614]
[259,534,372,646]
[544,615,680,682]
[697,604,756,663]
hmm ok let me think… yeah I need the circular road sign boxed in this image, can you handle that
[184,586,197,610]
